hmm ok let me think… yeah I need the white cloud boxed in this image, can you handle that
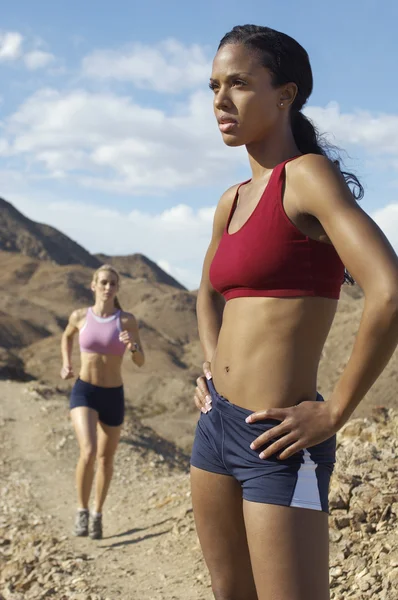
[3,90,398,200]
[0,31,23,61]
[2,30,397,198]
[305,102,398,155]
[371,203,398,252]
[2,87,245,193]
[0,31,56,72]
[82,39,211,93]
[24,50,55,70]
[0,138,9,154]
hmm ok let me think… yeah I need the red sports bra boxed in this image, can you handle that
[209,157,344,301]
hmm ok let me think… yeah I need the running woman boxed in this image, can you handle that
[60,264,144,539]
[191,25,398,600]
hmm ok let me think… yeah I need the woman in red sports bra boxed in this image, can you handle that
[190,25,398,600]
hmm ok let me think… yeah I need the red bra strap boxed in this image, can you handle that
[225,179,251,231]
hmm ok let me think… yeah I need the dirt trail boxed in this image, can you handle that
[1,379,397,600]
[0,380,212,600]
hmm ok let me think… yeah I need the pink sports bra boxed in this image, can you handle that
[79,307,126,356]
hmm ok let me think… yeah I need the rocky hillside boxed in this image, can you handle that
[0,198,100,267]
[328,406,397,598]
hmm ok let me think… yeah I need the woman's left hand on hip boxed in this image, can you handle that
[246,400,338,460]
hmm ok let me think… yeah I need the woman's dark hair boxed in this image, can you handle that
[218,25,363,283]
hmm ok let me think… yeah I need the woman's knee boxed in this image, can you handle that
[96,454,114,470]
[212,588,248,600]
[212,587,233,600]
[80,445,97,465]
[211,578,254,600]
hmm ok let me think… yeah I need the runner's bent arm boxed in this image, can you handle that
[60,310,82,378]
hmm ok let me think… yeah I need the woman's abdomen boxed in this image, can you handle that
[211,296,337,411]
[79,353,124,387]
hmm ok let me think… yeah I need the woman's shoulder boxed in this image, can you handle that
[286,153,337,178]
[214,182,242,219]
[119,311,137,324]
[219,182,242,206]
[208,182,243,238]
[287,153,357,217]
[70,307,89,322]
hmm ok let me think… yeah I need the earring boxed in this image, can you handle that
[280,102,284,107]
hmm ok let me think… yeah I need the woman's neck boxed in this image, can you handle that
[246,126,299,181]
[92,301,117,317]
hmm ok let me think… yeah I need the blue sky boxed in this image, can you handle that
[1,1,397,288]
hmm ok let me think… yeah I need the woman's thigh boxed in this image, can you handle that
[191,466,258,600]
[243,501,330,600]
[70,407,98,454]
[96,421,122,461]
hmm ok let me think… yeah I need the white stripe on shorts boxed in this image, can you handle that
[290,449,322,511]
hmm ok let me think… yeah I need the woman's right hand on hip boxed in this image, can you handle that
[194,361,212,413]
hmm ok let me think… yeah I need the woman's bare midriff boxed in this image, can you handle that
[79,353,124,387]
[211,296,338,411]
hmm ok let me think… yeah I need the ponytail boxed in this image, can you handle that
[291,111,324,156]
[114,296,123,311]
[291,110,364,201]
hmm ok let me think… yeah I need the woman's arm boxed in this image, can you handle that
[196,276,225,364]
[120,314,145,367]
[194,185,238,410]
[60,310,82,379]
[296,155,398,426]
[248,155,398,459]
[197,184,238,361]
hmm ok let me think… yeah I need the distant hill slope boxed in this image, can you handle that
[0,198,100,267]
[95,253,186,290]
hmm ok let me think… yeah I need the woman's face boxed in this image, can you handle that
[210,43,285,147]
[92,271,119,302]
